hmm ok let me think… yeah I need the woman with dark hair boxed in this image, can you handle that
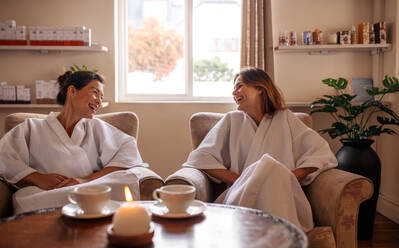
[0,70,150,214]
[182,67,337,231]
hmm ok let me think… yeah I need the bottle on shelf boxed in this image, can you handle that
[351,25,358,44]
[369,25,375,44]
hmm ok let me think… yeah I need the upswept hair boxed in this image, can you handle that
[234,67,286,114]
[56,70,104,105]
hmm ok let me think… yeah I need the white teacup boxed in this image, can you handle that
[153,185,196,214]
[68,185,111,214]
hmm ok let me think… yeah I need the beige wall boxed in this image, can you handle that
[0,0,398,222]
[377,0,399,224]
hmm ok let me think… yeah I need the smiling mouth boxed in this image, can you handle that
[88,103,98,112]
[235,96,243,103]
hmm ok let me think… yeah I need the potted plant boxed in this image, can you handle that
[310,75,399,239]
[69,64,98,72]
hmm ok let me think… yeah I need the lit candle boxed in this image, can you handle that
[112,186,151,236]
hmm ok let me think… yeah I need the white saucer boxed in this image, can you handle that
[150,200,207,219]
[62,200,121,219]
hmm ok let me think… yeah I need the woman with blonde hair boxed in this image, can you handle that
[183,67,337,231]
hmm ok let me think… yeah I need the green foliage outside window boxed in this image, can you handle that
[193,57,234,82]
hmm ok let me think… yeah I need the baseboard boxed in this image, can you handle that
[377,194,399,224]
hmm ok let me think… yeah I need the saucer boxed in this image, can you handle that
[150,200,207,219]
[62,200,121,219]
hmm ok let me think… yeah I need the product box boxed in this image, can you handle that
[16,85,31,103]
[0,82,7,104]
[36,80,58,103]
[345,78,374,103]
[374,22,387,44]
[2,85,16,104]
[83,28,91,46]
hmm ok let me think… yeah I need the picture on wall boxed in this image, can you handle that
[345,78,374,103]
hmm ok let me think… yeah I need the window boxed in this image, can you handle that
[117,0,242,102]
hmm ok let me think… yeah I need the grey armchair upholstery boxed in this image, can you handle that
[165,112,374,248]
[0,112,163,218]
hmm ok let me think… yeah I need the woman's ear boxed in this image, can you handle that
[67,85,77,96]
[256,87,264,95]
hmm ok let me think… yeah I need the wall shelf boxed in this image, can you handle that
[0,102,109,109]
[274,44,391,55]
[0,45,108,53]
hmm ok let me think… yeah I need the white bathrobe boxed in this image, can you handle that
[183,110,337,232]
[0,112,147,214]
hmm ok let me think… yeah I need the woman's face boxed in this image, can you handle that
[232,76,263,113]
[69,80,104,119]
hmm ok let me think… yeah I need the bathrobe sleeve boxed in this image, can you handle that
[287,111,338,185]
[183,114,232,170]
[92,119,147,169]
[0,122,36,184]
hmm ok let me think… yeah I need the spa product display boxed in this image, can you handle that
[0,82,31,104]
[36,80,59,104]
[279,21,387,46]
[29,25,91,46]
[0,19,92,46]
[0,20,27,45]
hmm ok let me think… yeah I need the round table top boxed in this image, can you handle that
[0,201,308,248]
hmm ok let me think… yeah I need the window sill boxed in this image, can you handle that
[115,100,313,107]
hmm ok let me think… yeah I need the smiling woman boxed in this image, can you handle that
[0,70,155,215]
[56,71,105,136]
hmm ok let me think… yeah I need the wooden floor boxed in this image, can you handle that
[358,213,399,248]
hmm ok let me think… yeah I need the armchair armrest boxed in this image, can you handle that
[0,180,13,218]
[128,167,164,200]
[304,168,373,248]
[165,168,212,202]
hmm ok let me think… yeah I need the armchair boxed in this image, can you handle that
[0,112,163,218]
[165,112,374,248]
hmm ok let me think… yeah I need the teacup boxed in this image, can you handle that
[152,185,196,214]
[68,185,111,214]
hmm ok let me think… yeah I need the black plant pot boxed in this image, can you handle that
[336,139,381,240]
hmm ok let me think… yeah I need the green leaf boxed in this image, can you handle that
[381,128,397,135]
[310,105,337,114]
[337,115,355,122]
[70,65,80,72]
[337,77,348,90]
[377,116,399,125]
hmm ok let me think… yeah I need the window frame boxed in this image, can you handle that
[116,0,236,103]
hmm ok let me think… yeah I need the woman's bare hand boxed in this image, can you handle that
[20,172,69,190]
[54,178,81,189]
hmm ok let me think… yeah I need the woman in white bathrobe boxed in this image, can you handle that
[183,67,337,232]
[0,71,147,214]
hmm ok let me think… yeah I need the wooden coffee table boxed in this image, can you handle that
[0,201,308,247]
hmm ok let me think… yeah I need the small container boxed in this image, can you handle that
[279,30,289,46]
[340,31,351,45]
[351,25,358,44]
[289,31,297,46]
[369,25,375,44]
[312,29,320,44]
[318,30,324,44]
[327,33,337,44]
[302,31,312,45]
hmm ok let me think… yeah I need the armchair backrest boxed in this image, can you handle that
[4,112,139,139]
[190,112,312,149]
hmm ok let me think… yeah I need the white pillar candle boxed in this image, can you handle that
[112,186,151,236]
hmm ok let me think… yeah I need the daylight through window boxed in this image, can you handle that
[118,0,242,101]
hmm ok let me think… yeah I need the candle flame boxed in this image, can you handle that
[124,186,133,202]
